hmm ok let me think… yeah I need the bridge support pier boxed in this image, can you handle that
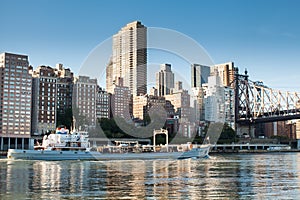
[236,124,255,138]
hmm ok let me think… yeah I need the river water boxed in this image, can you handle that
[0,153,300,199]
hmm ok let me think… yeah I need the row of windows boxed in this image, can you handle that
[4,76,31,81]
[3,85,31,91]
[3,92,31,97]
[41,97,56,101]
[2,103,31,109]
[40,102,56,106]
[40,115,55,120]
[2,115,30,120]
[3,101,30,106]
[40,77,56,82]
[5,56,27,61]
[41,88,56,92]
[3,77,31,82]
[3,80,31,86]
[39,107,55,111]
[78,98,95,101]
[39,120,55,123]
[2,118,31,123]
[77,84,96,88]
[2,109,30,114]
[78,93,95,97]
[1,125,30,129]
[3,97,31,102]
[40,72,56,77]
[41,83,57,87]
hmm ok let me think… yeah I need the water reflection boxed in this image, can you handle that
[0,153,300,199]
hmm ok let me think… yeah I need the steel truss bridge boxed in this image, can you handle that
[234,69,300,125]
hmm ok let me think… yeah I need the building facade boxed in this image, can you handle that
[133,94,175,121]
[109,21,147,96]
[55,64,74,115]
[156,63,174,96]
[191,64,210,88]
[204,75,225,123]
[110,78,132,121]
[191,87,206,122]
[165,81,191,121]
[0,52,33,150]
[133,95,148,120]
[0,52,32,136]
[210,62,235,87]
[73,76,97,130]
[106,59,114,94]
[31,66,58,134]
[96,86,110,119]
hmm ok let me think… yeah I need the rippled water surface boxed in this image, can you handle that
[1,153,300,199]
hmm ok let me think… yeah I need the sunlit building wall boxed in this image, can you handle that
[110,21,147,96]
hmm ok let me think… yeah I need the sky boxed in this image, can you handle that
[1,0,300,91]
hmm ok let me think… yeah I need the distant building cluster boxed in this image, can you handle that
[1,20,298,151]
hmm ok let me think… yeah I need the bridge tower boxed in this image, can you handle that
[234,68,256,137]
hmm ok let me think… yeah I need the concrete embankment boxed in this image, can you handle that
[210,143,299,153]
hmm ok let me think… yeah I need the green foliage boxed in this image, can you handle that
[270,135,289,140]
[143,113,151,125]
[98,118,132,138]
[217,123,238,144]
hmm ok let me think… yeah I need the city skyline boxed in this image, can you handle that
[1,1,300,91]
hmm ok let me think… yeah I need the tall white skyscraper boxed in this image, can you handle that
[108,21,147,96]
[156,63,174,96]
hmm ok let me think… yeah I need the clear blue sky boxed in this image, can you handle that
[1,0,299,91]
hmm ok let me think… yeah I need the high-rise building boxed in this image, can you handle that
[156,63,174,96]
[31,66,57,134]
[0,52,33,150]
[133,95,148,120]
[133,94,175,121]
[224,86,235,129]
[73,76,97,130]
[96,86,110,119]
[110,78,132,121]
[109,21,147,96]
[191,64,210,88]
[55,64,74,112]
[55,64,74,128]
[106,59,114,94]
[210,62,235,87]
[191,87,206,122]
[31,64,74,134]
[204,75,225,123]
[165,81,190,121]
[148,96,175,119]
[149,87,158,96]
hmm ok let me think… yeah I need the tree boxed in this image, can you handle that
[218,123,237,144]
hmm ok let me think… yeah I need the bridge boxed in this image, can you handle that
[234,68,300,125]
